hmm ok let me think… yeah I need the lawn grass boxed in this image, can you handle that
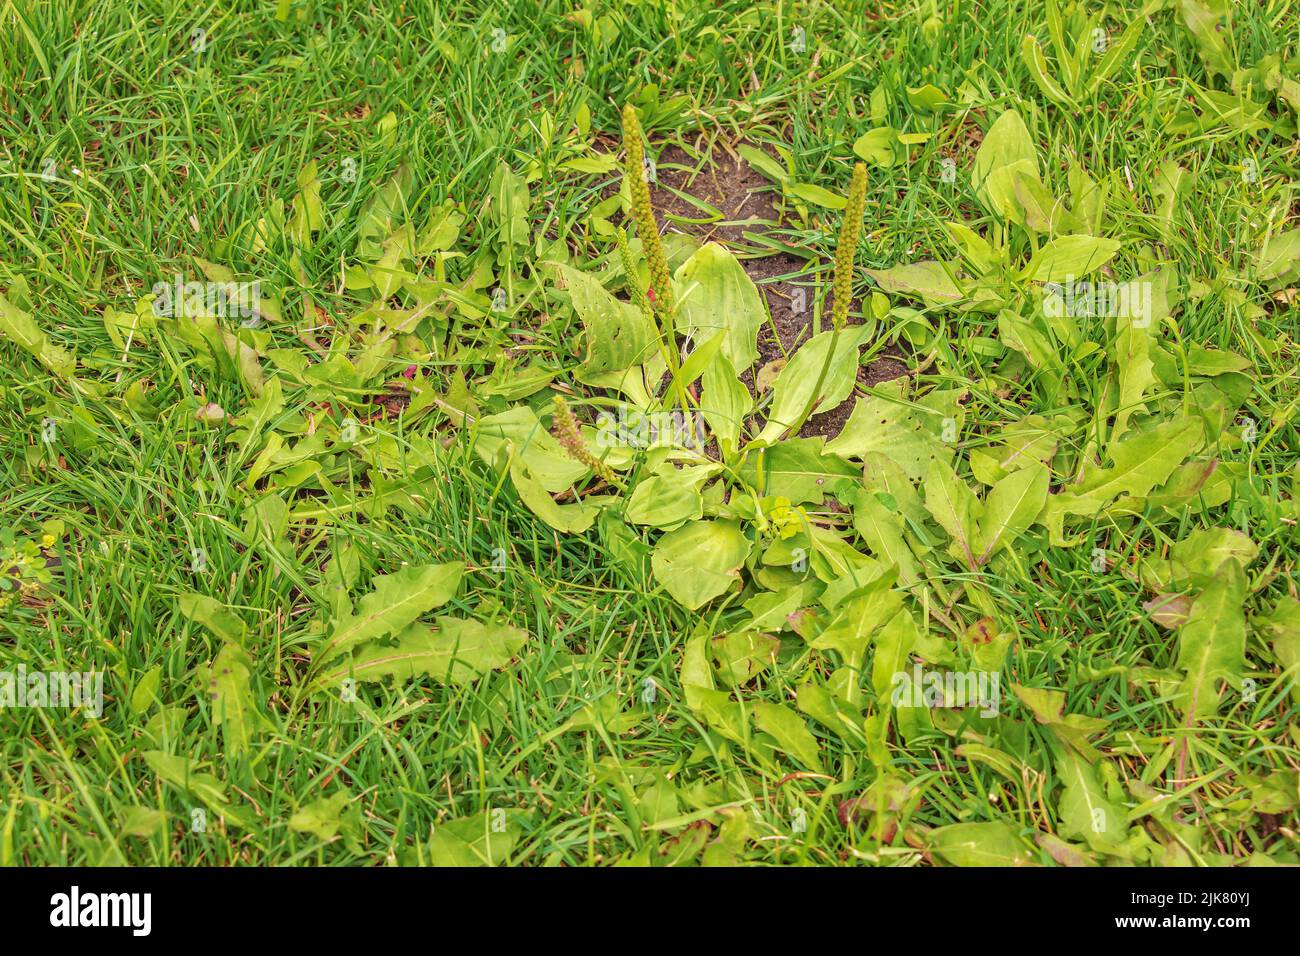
[1,0,1297,865]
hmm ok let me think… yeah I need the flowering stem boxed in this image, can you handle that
[787,162,868,439]
[621,105,688,417]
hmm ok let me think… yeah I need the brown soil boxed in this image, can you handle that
[649,143,908,442]
[649,144,782,248]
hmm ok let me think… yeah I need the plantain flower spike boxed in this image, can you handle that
[831,162,868,331]
[621,104,674,314]
[615,228,655,322]
[551,395,621,487]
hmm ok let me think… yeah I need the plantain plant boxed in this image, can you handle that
[523,108,929,628]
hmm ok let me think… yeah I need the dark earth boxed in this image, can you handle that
[648,142,908,440]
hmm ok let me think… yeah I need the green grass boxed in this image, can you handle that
[1,0,1297,865]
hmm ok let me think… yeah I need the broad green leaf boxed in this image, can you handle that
[825,381,961,479]
[1023,235,1121,282]
[852,126,899,167]
[0,290,76,378]
[119,806,168,839]
[288,161,324,247]
[416,199,464,255]
[737,145,788,182]
[1011,683,1110,763]
[971,110,1040,223]
[700,349,751,453]
[1040,417,1202,542]
[318,616,527,688]
[738,438,857,505]
[871,608,920,701]
[757,325,872,443]
[924,458,982,569]
[102,298,156,350]
[1254,595,1300,704]
[651,519,751,609]
[701,811,751,866]
[753,701,824,772]
[316,562,464,664]
[196,644,267,756]
[796,680,857,737]
[1108,271,1171,443]
[1178,0,1233,78]
[129,666,162,715]
[852,493,920,586]
[742,581,819,631]
[681,627,716,692]
[927,821,1036,866]
[861,450,930,528]
[1183,345,1251,377]
[804,527,888,604]
[998,308,1061,372]
[490,161,530,250]
[712,629,780,686]
[509,458,606,533]
[1013,171,1075,235]
[670,328,726,397]
[356,164,413,258]
[788,182,846,209]
[141,751,250,828]
[1256,229,1300,282]
[681,631,749,744]
[944,221,999,276]
[177,593,245,644]
[560,154,619,174]
[1152,162,1194,242]
[472,405,589,492]
[809,570,902,668]
[289,792,356,841]
[1168,527,1258,585]
[969,413,1075,486]
[865,261,966,307]
[957,743,1028,786]
[1056,749,1127,852]
[556,264,658,380]
[1036,833,1097,867]
[672,243,765,370]
[906,84,948,112]
[231,375,284,460]
[1175,559,1246,719]
[625,473,704,528]
[974,462,1048,565]
[366,223,415,300]
[1068,161,1107,235]
[429,810,521,866]
[637,779,681,826]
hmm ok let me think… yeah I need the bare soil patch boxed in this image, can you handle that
[650,144,781,247]
[650,143,908,440]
